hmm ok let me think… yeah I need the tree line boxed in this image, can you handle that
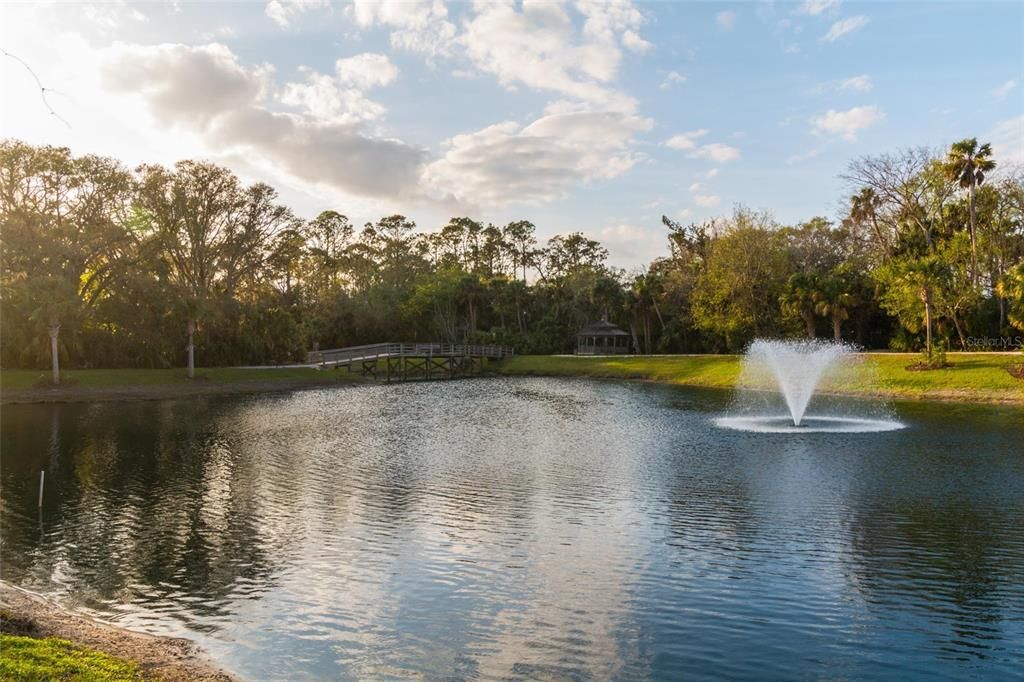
[1,137,1022,380]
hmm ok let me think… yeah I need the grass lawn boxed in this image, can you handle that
[0,634,144,681]
[0,366,359,392]
[496,352,1023,403]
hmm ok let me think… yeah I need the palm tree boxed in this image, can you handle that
[813,274,857,343]
[780,273,820,339]
[945,138,996,286]
[849,187,889,259]
[630,273,664,353]
[996,262,1024,331]
[896,257,948,364]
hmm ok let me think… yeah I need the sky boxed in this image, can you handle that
[1,0,1022,269]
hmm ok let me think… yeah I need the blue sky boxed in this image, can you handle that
[1,0,1021,268]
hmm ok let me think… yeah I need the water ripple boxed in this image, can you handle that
[2,378,1022,680]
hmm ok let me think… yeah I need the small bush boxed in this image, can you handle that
[908,339,950,370]
[1010,348,1024,380]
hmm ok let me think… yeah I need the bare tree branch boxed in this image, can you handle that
[2,47,71,128]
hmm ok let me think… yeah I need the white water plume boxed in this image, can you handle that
[715,339,905,433]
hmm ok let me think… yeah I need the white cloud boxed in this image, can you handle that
[101,42,425,198]
[456,0,647,111]
[693,193,721,207]
[278,71,382,124]
[705,168,720,178]
[351,0,457,57]
[598,223,663,267]
[820,15,868,43]
[101,43,273,128]
[993,79,1018,100]
[621,30,653,53]
[660,71,686,90]
[334,53,399,89]
[347,1,650,110]
[688,182,704,192]
[664,129,709,150]
[797,0,840,16]
[811,105,884,140]
[839,74,872,92]
[277,53,398,124]
[79,2,149,30]
[422,109,653,206]
[200,26,238,41]
[266,0,328,28]
[988,115,1024,165]
[716,10,736,30]
[688,142,741,162]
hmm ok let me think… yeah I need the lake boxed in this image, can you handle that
[2,378,1022,680]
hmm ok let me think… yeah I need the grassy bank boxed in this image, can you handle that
[2,353,1020,404]
[0,366,364,403]
[495,353,1024,404]
[0,583,234,681]
[0,633,143,681]
[0,366,346,391]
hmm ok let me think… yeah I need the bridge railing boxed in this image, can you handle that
[307,343,515,367]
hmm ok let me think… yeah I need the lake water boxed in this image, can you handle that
[2,378,1022,680]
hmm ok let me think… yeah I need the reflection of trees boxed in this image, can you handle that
[2,400,283,625]
[3,379,770,678]
[843,499,1024,658]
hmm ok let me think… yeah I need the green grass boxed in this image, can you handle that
[497,354,743,388]
[2,354,1019,403]
[0,366,361,391]
[496,352,1023,403]
[0,634,144,681]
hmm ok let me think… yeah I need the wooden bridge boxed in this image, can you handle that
[306,343,515,382]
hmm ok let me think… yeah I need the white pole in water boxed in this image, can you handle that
[38,470,45,507]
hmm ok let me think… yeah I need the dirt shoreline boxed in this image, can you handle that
[0,582,238,681]
[0,378,355,405]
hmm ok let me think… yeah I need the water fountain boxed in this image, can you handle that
[715,339,905,433]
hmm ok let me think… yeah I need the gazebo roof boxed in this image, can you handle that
[577,319,630,337]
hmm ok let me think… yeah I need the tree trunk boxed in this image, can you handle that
[832,315,842,342]
[922,289,933,362]
[186,319,196,379]
[629,323,640,355]
[951,314,967,351]
[803,310,816,339]
[643,316,651,355]
[47,319,61,385]
[968,183,978,287]
[651,296,665,329]
[870,213,889,261]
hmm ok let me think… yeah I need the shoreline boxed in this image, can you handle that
[507,371,1024,406]
[0,582,236,681]
[494,353,1024,406]
[1,352,1021,405]
[0,375,363,405]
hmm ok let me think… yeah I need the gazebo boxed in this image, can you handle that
[576,319,631,355]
